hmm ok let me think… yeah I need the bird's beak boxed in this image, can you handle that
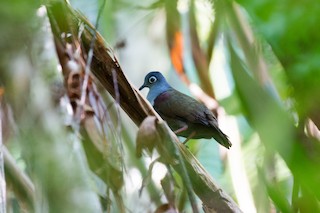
[139,84,146,90]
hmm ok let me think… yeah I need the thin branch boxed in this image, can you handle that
[224,1,278,96]
[165,129,200,213]
[77,0,107,129]
[111,69,124,168]
[4,146,35,210]
[292,177,299,213]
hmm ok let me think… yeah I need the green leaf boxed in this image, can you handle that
[227,38,320,200]
[219,91,243,115]
[257,167,291,213]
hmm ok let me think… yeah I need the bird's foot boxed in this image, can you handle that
[182,131,196,145]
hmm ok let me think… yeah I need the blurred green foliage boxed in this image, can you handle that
[2,0,320,212]
[236,0,320,118]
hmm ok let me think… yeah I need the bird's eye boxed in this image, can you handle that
[148,76,157,84]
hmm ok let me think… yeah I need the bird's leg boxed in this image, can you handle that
[174,125,188,134]
[173,125,195,145]
[182,131,196,144]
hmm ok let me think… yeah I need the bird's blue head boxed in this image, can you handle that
[139,71,171,104]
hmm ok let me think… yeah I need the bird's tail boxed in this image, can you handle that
[214,129,232,149]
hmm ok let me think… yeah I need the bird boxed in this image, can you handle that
[139,71,231,149]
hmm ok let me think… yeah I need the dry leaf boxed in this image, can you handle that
[136,116,160,158]
[155,204,178,213]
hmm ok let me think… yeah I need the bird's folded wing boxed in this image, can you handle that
[154,89,217,127]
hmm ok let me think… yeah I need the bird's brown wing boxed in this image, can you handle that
[153,89,217,126]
